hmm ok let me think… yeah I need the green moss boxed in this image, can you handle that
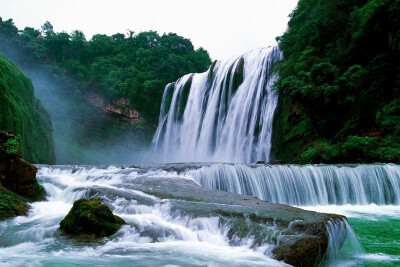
[0,54,55,164]
[60,198,125,237]
[0,186,29,220]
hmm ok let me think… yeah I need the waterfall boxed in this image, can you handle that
[152,47,282,163]
[186,163,400,206]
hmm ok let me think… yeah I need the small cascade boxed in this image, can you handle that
[324,219,364,262]
[152,47,282,163]
[186,163,400,206]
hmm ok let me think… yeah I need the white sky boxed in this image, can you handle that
[0,0,298,60]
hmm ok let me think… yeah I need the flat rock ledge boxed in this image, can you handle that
[84,176,346,267]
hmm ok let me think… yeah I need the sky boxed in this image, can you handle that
[0,0,298,60]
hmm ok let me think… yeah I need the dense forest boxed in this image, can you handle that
[0,18,211,122]
[272,0,400,164]
[0,18,211,163]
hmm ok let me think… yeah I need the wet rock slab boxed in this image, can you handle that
[111,176,345,267]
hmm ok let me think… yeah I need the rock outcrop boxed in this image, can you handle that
[0,131,45,220]
[0,131,45,202]
[60,199,125,237]
[87,93,140,123]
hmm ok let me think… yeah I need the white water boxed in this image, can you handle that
[0,166,289,267]
[2,163,399,266]
[179,163,400,266]
[152,47,282,163]
[186,163,400,206]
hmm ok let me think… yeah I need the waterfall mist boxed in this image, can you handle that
[0,36,153,164]
[152,47,282,163]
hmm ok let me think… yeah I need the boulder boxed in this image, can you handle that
[60,199,125,237]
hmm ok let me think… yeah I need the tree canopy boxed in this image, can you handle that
[0,19,212,122]
[273,0,400,164]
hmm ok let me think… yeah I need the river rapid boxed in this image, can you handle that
[0,163,399,267]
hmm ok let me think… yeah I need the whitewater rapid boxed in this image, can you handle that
[0,165,289,267]
[1,163,399,266]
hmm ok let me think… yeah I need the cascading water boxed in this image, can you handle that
[152,47,282,163]
[0,165,289,267]
[186,163,400,206]
[180,163,400,265]
[2,164,399,266]
[323,219,364,265]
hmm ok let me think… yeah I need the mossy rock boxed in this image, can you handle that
[2,157,46,201]
[0,186,29,220]
[60,199,125,237]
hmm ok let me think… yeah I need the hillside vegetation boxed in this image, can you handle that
[0,54,55,163]
[273,0,400,164]
[0,18,211,122]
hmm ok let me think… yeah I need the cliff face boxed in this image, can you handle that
[0,54,55,164]
[87,93,141,123]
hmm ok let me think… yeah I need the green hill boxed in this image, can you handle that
[0,54,55,163]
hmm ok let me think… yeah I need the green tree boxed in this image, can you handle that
[273,0,400,164]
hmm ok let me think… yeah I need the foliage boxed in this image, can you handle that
[0,54,55,163]
[0,19,212,122]
[273,0,400,164]
[299,140,339,164]
[0,135,20,156]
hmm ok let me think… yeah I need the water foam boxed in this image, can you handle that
[0,165,289,267]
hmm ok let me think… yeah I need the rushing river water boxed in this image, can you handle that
[0,165,288,267]
[0,163,398,267]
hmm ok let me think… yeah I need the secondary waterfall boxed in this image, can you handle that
[152,47,282,163]
[186,163,400,206]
